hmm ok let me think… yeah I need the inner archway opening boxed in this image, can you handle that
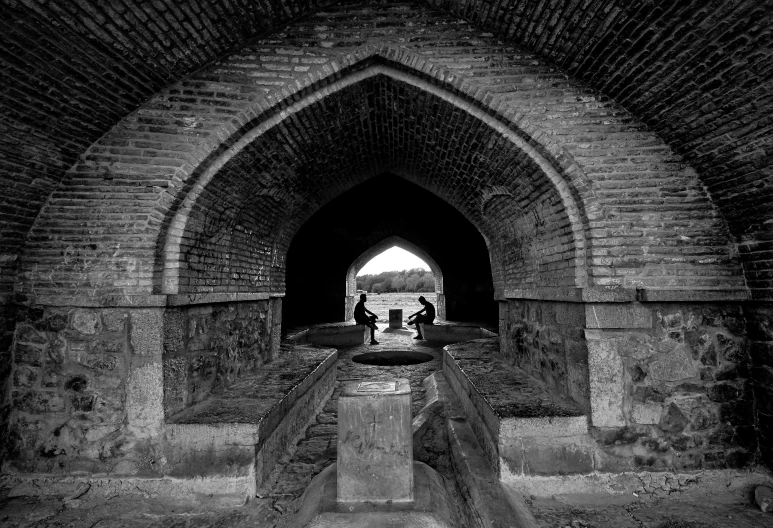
[284,174,497,329]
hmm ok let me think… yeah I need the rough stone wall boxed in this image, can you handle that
[587,302,756,471]
[6,306,165,475]
[747,303,773,467]
[0,299,16,466]
[501,300,590,414]
[163,299,279,418]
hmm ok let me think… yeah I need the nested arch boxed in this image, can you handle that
[347,236,444,296]
[159,59,588,301]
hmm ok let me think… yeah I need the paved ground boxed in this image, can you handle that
[2,322,772,527]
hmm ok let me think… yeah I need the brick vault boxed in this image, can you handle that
[1,0,772,488]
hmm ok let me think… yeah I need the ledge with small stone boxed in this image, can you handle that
[443,338,593,480]
[165,344,337,500]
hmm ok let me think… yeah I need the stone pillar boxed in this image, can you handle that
[389,309,403,328]
[337,379,413,503]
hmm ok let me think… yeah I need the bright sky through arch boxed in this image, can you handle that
[357,246,430,275]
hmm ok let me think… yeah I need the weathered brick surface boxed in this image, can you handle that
[18,3,744,304]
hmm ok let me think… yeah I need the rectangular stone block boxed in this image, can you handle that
[421,323,497,343]
[389,309,403,328]
[306,324,369,346]
[337,379,413,503]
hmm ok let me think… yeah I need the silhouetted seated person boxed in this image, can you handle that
[407,296,435,339]
[354,293,379,345]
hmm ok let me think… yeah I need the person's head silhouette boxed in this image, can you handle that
[360,293,367,302]
[418,296,426,305]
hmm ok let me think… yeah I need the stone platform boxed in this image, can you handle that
[166,345,337,497]
[287,322,370,346]
[443,338,593,479]
[420,321,497,343]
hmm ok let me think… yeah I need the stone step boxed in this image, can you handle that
[165,346,337,496]
[443,338,594,478]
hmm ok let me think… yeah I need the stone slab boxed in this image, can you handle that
[442,339,591,478]
[584,303,653,329]
[585,331,626,427]
[337,378,413,503]
[389,308,403,328]
[164,347,337,492]
[306,324,370,347]
[420,323,497,343]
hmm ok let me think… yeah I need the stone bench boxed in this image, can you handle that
[287,322,370,347]
[442,338,592,480]
[164,345,337,501]
[419,321,497,343]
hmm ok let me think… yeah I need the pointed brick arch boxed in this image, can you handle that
[158,57,588,299]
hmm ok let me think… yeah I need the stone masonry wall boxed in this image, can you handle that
[6,306,164,475]
[586,302,757,472]
[501,300,590,414]
[162,299,281,418]
[746,302,773,468]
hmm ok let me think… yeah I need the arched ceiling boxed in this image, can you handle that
[2,0,772,295]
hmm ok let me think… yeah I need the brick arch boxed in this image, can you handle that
[158,58,588,297]
[21,13,746,304]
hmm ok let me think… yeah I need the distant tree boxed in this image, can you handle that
[391,276,406,291]
[406,273,421,291]
[418,274,435,291]
[372,282,385,293]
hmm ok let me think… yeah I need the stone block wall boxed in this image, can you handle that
[6,305,164,475]
[501,300,589,414]
[163,299,281,418]
[501,297,759,471]
[747,302,773,467]
[5,298,283,475]
[589,303,756,471]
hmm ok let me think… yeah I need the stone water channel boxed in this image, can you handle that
[255,322,452,527]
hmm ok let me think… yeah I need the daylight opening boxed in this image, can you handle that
[356,246,434,294]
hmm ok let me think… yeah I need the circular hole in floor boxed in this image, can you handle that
[352,350,434,366]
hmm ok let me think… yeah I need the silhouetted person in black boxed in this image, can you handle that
[407,296,435,339]
[354,293,379,344]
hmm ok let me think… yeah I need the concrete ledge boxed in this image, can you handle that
[289,323,370,347]
[500,468,773,498]
[2,474,256,508]
[501,287,751,303]
[443,339,592,478]
[165,346,337,495]
[419,322,497,343]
